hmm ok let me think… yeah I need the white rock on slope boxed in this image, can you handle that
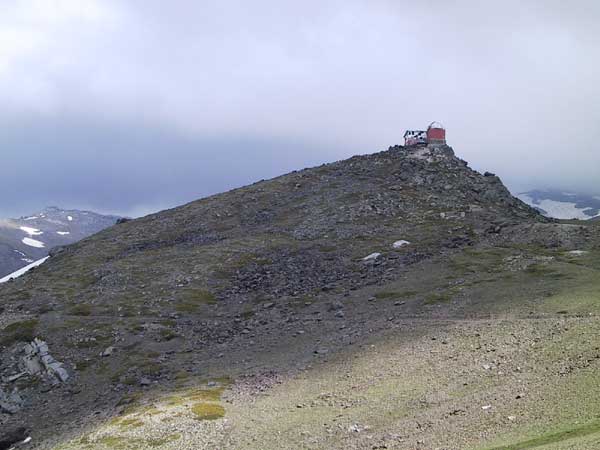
[392,240,410,249]
[362,252,381,261]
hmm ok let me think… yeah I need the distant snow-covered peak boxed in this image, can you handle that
[1,207,120,279]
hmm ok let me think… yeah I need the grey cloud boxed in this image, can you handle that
[1,0,599,217]
[0,115,340,218]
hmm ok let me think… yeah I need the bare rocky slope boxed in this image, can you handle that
[1,145,599,450]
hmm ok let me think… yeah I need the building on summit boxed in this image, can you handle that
[404,122,446,146]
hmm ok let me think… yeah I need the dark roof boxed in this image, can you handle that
[403,130,426,137]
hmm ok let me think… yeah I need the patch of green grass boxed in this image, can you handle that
[68,303,93,316]
[61,428,180,449]
[424,290,454,305]
[339,192,363,203]
[449,247,511,275]
[240,308,255,319]
[138,360,163,377]
[119,305,138,317]
[14,375,39,390]
[0,319,39,345]
[537,277,600,315]
[174,303,199,313]
[165,386,226,406]
[318,245,338,253]
[12,290,32,301]
[174,288,216,313]
[116,392,144,408]
[71,272,99,290]
[36,303,54,314]
[129,323,146,333]
[164,395,187,406]
[483,420,600,449]
[158,329,179,341]
[146,434,181,447]
[118,418,144,429]
[175,370,190,380]
[374,290,417,300]
[121,375,139,386]
[138,405,162,416]
[75,359,94,371]
[97,436,129,449]
[230,253,272,271]
[524,264,555,275]
[191,402,225,420]
[187,387,225,402]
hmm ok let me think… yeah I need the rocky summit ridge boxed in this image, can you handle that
[1,144,599,450]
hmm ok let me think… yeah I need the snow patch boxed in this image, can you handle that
[20,226,43,236]
[518,195,598,220]
[392,240,410,249]
[67,215,73,221]
[23,216,38,221]
[22,237,45,248]
[56,231,70,235]
[0,257,49,283]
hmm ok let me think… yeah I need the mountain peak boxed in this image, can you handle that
[3,144,583,447]
[1,143,542,303]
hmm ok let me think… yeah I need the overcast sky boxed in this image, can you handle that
[2,0,599,218]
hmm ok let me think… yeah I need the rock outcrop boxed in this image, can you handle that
[21,339,69,383]
[0,339,68,416]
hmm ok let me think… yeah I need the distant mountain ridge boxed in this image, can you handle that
[517,190,600,220]
[0,206,119,279]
